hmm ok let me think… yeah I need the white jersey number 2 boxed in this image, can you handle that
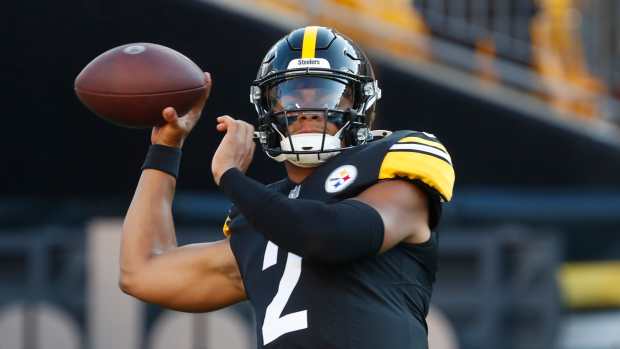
[261,241,308,345]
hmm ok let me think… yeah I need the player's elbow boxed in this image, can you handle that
[118,271,133,295]
[118,270,142,297]
[119,273,153,303]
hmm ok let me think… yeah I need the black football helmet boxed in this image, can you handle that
[251,26,381,167]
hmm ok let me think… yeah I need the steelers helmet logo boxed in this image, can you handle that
[325,165,358,193]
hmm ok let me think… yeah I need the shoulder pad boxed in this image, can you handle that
[378,131,455,201]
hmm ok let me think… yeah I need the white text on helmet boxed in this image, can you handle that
[287,58,331,70]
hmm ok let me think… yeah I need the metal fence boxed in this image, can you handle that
[433,226,562,349]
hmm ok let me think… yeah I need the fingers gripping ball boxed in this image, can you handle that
[74,43,207,128]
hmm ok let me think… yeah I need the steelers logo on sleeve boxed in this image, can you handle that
[325,165,358,193]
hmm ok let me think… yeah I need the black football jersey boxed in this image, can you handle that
[225,130,455,349]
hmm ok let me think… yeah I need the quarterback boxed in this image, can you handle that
[120,26,455,348]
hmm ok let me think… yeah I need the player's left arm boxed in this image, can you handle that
[352,179,431,252]
[218,169,433,263]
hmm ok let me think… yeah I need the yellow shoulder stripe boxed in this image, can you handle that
[379,151,455,201]
[223,216,232,238]
[398,136,447,153]
[301,26,319,59]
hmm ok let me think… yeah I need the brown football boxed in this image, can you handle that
[75,43,206,128]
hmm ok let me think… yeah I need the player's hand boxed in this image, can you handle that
[212,115,256,185]
[151,72,212,148]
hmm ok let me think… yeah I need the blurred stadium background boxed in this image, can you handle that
[3,0,620,348]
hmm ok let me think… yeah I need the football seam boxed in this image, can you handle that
[74,85,206,96]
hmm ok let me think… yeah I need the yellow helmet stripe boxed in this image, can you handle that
[301,26,319,59]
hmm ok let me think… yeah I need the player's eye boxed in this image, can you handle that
[275,114,299,126]
[273,112,347,128]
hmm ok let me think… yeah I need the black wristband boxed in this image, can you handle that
[141,144,182,178]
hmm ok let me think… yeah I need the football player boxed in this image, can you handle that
[120,26,455,348]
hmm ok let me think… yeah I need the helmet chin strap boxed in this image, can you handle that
[271,122,349,167]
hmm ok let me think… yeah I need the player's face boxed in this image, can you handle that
[274,89,345,136]
[268,77,355,136]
